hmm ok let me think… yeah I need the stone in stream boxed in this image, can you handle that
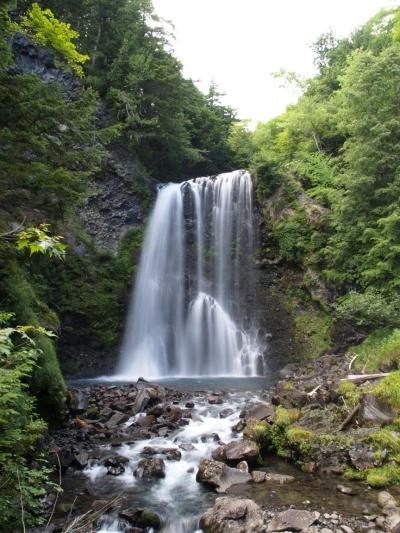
[179,442,196,451]
[133,388,151,414]
[200,496,263,533]
[236,461,249,472]
[225,440,258,463]
[137,414,156,428]
[251,470,266,483]
[267,509,320,532]
[196,459,251,493]
[134,458,166,479]
[337,484,358,495]
[140,446,181,461]
[208,395,223,405]
[219,408,234,418]
[185,400,195,408]
[119,507,161,529]
[212,445,227,462]
[264,472,295,484]
[378,491,398,509]
[73,451,89,469]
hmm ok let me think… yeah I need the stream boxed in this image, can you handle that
[58,378,381,533]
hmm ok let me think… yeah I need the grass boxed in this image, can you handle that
[353,328,400,372]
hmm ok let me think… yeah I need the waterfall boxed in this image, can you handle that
[117,170,262,379]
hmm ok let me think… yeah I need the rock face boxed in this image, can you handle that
[200,497,264,533]
[267,509,320,532]
[225,440,258,464]
[358,393,395,427]
[196,459,251,493]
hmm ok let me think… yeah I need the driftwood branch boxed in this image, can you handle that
[339,404,360,431]
[307,384,321,398]
[341,373,390,384]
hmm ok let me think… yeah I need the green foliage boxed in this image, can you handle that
[352,329,400,372]
[0,314,57,530]
[334,291,399,330]
[21,2,89,75]
[17,224,66,259]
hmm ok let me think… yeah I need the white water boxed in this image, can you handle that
[118,170,262,379]
[84,389,259,533]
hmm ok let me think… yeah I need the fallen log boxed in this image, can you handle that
[339,404,360,431]
[341,373,391,384]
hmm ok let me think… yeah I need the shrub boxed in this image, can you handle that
[334,290,400,330]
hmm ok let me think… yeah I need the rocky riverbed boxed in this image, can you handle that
[33,367,400,533]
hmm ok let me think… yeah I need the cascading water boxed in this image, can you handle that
[117,170,263,379]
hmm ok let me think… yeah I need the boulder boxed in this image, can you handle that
[358,393,395,427]
[378,491,398,509]
[196,459,251,493]
[251,470,266,483]
[267,509,320,532]
[137,415,157,428]
[200,497,263,533]
[349,444,386,470]
[236,461,248,472]
[73,451,89,469]
[185,400,195,408]
[134,458,166,479]
[119,507,161,529]
[208,395,223,405]
[106,411,130,428]
[225,440,258,464]
[133,388,151,414]
[243,402,275,423]
[212,445,227,462]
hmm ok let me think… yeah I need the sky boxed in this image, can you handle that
[152,0,399,125]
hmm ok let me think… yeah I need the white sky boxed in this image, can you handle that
[152,0,399,124]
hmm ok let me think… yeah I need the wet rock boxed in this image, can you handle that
[104,455,129,468]
[236,461,248,472]
[349,444,386,470]
[225,440,258,464]
[196,459,251,493]
[264,472,295,483]
[219,408,234,418]
[378,491,398,509]
[200,496,263,533]
[73,451,89,469]
[107,465,125,476]
[119,507,161,529]
[179,443,195,451]
[358,393,395,427]
[279,363,297,379]
[208,395,223,405]
[105,411,130,428]
[68,389,88,414]
[267,509,320,532]
[137,415,156,428]
[232,420,245,433]
[243,402,275,423]
[337,484,357,495]
[141,446,181,461]
[384,511,400,533]
[251,470,266,483]
[211,445,227,462]
[200,433,220,443]
[185,400,195,408]
[59,447,75,468]
[134,458,166,479]
[133,388,151,414]
[164,406,183,423]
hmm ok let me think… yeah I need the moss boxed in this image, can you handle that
[336,380,361,409]
[366,464,400,488]
[366,429,400,454]
[275,406,301,426]
[0,259,66,422]
[244,420,272,450]
[344,467,367,481]
[286,426,314,454]
[283,382,294,391]
[371,371,400,410]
